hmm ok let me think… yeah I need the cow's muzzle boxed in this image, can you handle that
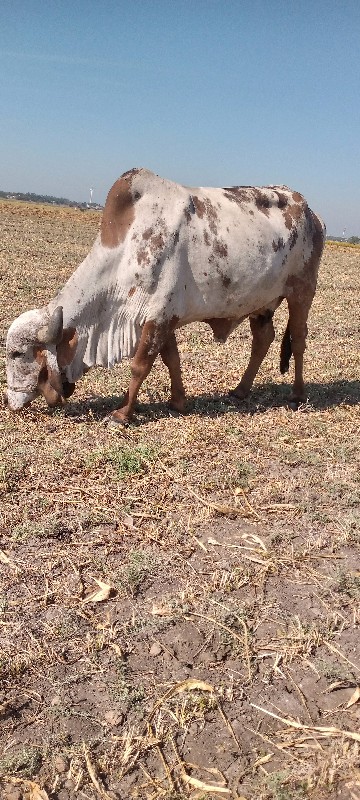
[3,388,36,410]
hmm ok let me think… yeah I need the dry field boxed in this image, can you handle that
[0,200,359,800]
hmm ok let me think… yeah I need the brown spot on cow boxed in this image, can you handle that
[223,189,243,206]
[288,227,299,250]
[128,286,136,297]
[192,195,206,218]
[300,209,325,289]
[101,175,136,248]
[273,190,288,209]
[283,211,293,230]
[307,210,325,270]
[292,191,304,203]
[192,195,218,234]
[121,168,141,180]
[213,239,228,259]
[223,187,250,207]
[203,230,211,246]
[149,233,164,253]
[283,197,307,230]
[225,186,293,219]
[253,190,271,217]
[137,230,165,267]
[137,249,150,267]
[221,274,231,288]
[272,237,285,252]
[285,209,324,298]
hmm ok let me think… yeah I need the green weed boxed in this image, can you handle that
[11,521,45,541]
[0,746,42,778]
[335,571,360,599]
[85,444,155,478]
[119,549,157,596]
[237,460,254,488]
[264,770,307,800]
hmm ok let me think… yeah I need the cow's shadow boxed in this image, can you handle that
[63,379,360,424]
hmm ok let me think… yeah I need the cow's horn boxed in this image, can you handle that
[37,306,64,344]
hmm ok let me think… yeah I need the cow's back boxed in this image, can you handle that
[106,171,320,325]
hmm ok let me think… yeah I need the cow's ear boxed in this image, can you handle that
[57,328,78,367]
[34,346,63,397]
[33,345,45,366]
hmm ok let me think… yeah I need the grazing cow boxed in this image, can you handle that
[5,168,325,423]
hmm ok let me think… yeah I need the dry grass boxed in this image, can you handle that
[0,199,359,800]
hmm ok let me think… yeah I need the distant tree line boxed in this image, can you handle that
[327,234,360,244]
[0,189,102,210]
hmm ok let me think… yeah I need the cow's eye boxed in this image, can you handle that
[11,351,23,359]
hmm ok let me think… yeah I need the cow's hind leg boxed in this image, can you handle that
[287,300,311,407]
[285,210,324,408]
[111,322,164,424]
[230,312,275,401]
[160,332,186,412]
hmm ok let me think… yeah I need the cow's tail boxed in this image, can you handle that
[280,321,292,374]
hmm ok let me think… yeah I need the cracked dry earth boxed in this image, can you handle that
[1,516,359,800]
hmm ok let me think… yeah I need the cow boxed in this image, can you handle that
[5,168,325,424]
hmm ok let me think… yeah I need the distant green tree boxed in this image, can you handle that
[348,236,360,244]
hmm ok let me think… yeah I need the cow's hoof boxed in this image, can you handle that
[288,398,306,411]
[228,388,249,406]
[168,401,185,414]
[288,399,299,411]
[104,413,130,428]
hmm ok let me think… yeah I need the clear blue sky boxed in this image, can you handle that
[1,0,359,235]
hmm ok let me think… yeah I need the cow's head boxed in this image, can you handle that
[5,306,78,411]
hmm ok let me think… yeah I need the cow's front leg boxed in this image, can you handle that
[160,332,186,412]
[111,321,161,424]
[230,313,275,401]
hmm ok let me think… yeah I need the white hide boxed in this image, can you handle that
[6,310,46,406]
[6,309,62,407]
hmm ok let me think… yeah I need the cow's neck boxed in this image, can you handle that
[48,236,142,382]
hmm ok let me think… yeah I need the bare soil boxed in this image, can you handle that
[0,200,359,800]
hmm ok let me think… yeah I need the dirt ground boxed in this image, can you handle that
[0,200,359,800]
